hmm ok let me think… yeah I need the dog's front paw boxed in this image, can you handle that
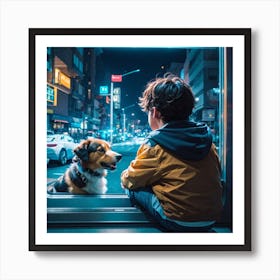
[47,184,57,193]
[102,186,108,194]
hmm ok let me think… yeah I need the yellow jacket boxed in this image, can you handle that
[121,121,223,222]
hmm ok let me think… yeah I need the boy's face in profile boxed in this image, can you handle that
[148,107,164,131]
[148,109,156,130]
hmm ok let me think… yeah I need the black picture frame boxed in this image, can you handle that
[29,28,251,251]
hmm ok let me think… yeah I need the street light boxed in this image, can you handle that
[109,69,140,143]
[122,103,136,141]
[122,69,140,77]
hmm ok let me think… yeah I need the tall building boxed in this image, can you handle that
[184,48,219,142]
[47,47,101,139]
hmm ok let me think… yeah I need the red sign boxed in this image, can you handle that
[111,74,122,82]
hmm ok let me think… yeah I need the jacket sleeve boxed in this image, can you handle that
[121,143,163,190]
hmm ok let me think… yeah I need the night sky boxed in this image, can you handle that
[95,47,187,124]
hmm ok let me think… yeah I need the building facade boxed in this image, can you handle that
[47,47,101,140]
[184,48,220,144]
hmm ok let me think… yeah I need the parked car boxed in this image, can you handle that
[47,134,77,165]
[47,130,54,135]
[85,131,97,139]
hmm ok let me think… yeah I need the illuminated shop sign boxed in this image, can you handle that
[47,85,57,105]
[55,68,71,89]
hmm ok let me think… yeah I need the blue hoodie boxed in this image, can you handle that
[146,120,213,161]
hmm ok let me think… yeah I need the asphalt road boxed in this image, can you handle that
[47,142,140,194]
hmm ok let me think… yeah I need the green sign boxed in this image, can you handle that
[99,86,109,95]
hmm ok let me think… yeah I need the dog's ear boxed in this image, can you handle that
[74,140,101,161]
[87,142,100,153]
[74,142,89,161]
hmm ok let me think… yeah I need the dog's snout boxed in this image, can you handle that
[115,154,122,162]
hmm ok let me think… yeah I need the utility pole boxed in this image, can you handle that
[109,69,140,144]
[110,81,114,143]
[122,103,136,141]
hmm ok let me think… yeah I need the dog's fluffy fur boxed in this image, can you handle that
[48,138,122,194]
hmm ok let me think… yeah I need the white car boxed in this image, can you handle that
[47,134,77,165]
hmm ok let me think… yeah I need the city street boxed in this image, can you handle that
[47,141,140,194]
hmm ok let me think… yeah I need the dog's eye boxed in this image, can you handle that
[97,146,105,153]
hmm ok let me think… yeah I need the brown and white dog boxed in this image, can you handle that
[48,138,122,194]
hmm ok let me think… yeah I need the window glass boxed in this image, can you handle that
[47,47,232,194]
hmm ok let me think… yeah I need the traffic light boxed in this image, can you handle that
[106,96,110,104]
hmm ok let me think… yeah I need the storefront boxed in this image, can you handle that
[51,114,70,134]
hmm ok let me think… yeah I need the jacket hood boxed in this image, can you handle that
[147,120,212,161]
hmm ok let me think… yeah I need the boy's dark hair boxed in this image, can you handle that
[139,74,195,123]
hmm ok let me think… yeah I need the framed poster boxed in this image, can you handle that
[29,28,251,251]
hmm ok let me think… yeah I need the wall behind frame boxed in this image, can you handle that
[0,0,279,280]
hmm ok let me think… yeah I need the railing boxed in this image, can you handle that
[47,193,161,233]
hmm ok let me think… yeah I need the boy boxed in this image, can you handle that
[121,74,223,232]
